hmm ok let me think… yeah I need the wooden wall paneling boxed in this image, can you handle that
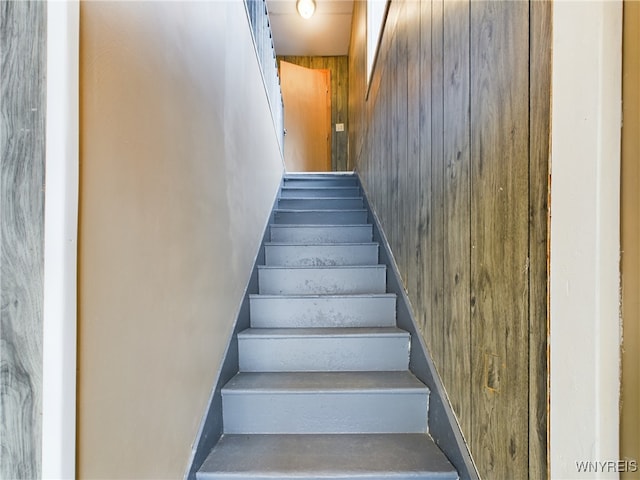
[469,1,530,478]
[0,1,46,477]
[406,0,421,313]
[348,1,365,167]
[430,0,446,373]
[417,0,433,339]
[396,3,409,287]
[529,1,551,478]
[442,0,472,438]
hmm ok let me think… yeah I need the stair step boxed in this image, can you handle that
[238,327,410,372]
[274,209,368,225]
[270,224,373,243]
[222,371,429,434]
[280,186,361,198]
[249,294,397,328]
[264,243,379,266]
[278,197,364,210]
[284,177,359,188]
[197,433,458,480]
[258,265,387,295]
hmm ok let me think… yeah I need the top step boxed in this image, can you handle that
[284,177,358,188]
[281,187,361,198]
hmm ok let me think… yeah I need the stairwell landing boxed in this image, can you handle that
[196,173,459,480]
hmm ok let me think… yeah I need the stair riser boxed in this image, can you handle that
[284,178,358,188]
[249,295,397,328]
[280,187,361,198]
[238,335,410,372]
[278,197,364,210]
[270,225,373,243]
[222,392,428,434]
[274,210,368,225]
[264,244,378,267]
[258,267,386,295]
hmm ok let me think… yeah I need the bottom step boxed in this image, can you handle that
[197,434,458,480]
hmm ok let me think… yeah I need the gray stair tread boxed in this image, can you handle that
[249,293,396,299]
[238,327,408,339]
[257,265,384,270]
[222,371,428,394]
[198,434,458,479]
[271,224,371,228]
[280,196,363,200]
[275,208,367,213]
[264,242,377,246]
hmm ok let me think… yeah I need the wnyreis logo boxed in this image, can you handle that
[575,460,638,473]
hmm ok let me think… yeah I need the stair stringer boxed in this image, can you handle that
[357,173,480,480]
[184,177,284,480]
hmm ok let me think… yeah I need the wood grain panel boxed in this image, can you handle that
[0,1,46,477]
[470,1,530,478]
[416,0,433,339]
[406,0,421,313]
[279,56,349,171]
[348,1,550,477]
[529,1,551,478]
[430,0,446,373]
[442,0,471,438]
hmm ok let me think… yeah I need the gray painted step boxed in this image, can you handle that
[249,294,397,328]
[197,434,458,480]
[284,177,359,188]
[280,187,361,198]
[278,197,364,210]
[238,327,410,372]
[258,265,387,295]
[270,224,373,243]
[264,242,379,266]
[222,371,429,434]
[274,209,368,225]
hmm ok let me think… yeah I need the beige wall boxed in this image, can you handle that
[78,2,283,478]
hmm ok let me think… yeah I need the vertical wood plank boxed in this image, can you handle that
[396,3,409,287]
[529,1,551,478]
[442,0,472,439]
[417,0,433,339]
[430,0,446,373]
[470,1,530,478]
[406,0,421,313]
[0,1,47,478]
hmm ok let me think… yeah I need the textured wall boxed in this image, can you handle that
[0,2,47,477]
[348,1,550,478]
[278,56,349,171]
[78,2,283,477]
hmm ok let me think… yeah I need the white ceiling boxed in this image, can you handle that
[266,0,354,56]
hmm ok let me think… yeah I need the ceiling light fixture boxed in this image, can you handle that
[296,0,316,19]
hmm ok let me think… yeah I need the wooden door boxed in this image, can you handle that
[280,61,331,172]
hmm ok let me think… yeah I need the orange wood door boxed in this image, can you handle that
[280,61,331,172]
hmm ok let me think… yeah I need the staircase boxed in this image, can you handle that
[197,173,459,480]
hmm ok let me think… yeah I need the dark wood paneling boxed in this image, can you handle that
[278,56,349,171]
[442,0,471,439]
[0,1,47,478]
[349,0,550,478]
[529,1,552,479]
[430,0,446,373]
[469,2,530,478]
